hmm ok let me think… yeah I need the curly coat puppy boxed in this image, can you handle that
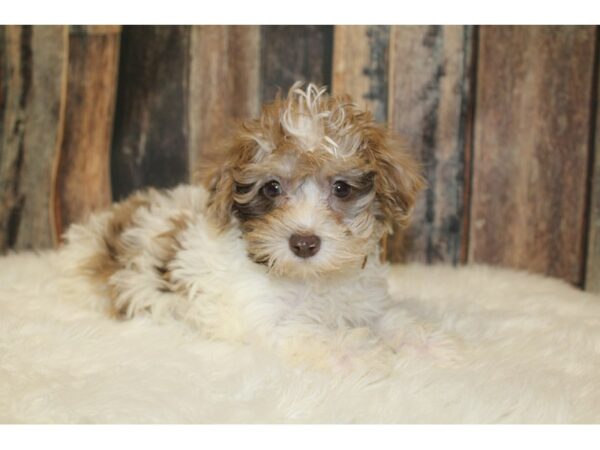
[61,83,445,374]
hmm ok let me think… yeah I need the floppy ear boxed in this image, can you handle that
[364,128,426,232]
[194,135,256,229]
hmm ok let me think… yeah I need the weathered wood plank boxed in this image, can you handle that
[54,26,120,237]
[260,25,334,101]
[0,26,6,162]
[188,26,260,175]
[470,26,596,285]
[69,25,122,35]
[387,25,475,264]
[332,25,390,123]
[0,26,68,251]
[110,26,189,201]
[588,143,600,292]
[585,30,600,293]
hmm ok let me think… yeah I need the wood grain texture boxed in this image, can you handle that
[470,26,596,285]
[69,25,122,35]
[54,26,120,237]
[260,25,334,101]
[586,30,600,293]
[0,26,67,251]
[332,25,390,123]
[387,25,475,264]
[188,26,260,174]
[588,138,600,292]
[110,26,189,201]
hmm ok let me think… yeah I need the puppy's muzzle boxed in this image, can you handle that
[289,234,321,258]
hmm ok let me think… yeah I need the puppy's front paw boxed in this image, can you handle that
[378,307,464,366]
[329,340,394,379]
[283,327,394,378]
[385,323,464,366]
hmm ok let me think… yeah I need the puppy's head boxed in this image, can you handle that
[198,83,424,279]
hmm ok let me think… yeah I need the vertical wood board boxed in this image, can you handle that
[0,26,67,251]
[188,25,260,176]
[55,26,120,236]
[586,28,600,293]
[388,25,475,264]
[110,26,190,201]
[332,25,390,123]
[260,25,334,102]
[469,26,596,285]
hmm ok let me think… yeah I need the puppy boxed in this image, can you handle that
[61,83,447,375]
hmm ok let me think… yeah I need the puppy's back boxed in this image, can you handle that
[61,185,209,316]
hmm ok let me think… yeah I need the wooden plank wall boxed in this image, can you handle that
[1,25,599,292]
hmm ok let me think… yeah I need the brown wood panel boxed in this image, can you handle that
[188,26,260,175]
[588,140,600,292]
[260,25,333,101]
[69,25,121,35]
[0,26,68,251]
[110,26,189,201]
[54,26,120,237]
[586,30,600,293]
[470,26,596,285]
[387,25,475,264]
[332,25,390,123]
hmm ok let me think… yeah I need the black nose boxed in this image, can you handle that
[289,234,321,258]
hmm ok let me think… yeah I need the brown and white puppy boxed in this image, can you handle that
[61,83,447,375]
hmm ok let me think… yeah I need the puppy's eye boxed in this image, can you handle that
[262,180,283,199]
[332,180,352,199]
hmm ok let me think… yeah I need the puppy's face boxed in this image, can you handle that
[199,83,424,280]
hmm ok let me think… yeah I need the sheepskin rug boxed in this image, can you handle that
[1,250,599,423]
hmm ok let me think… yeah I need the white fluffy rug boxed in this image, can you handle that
[1,251,599,423]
